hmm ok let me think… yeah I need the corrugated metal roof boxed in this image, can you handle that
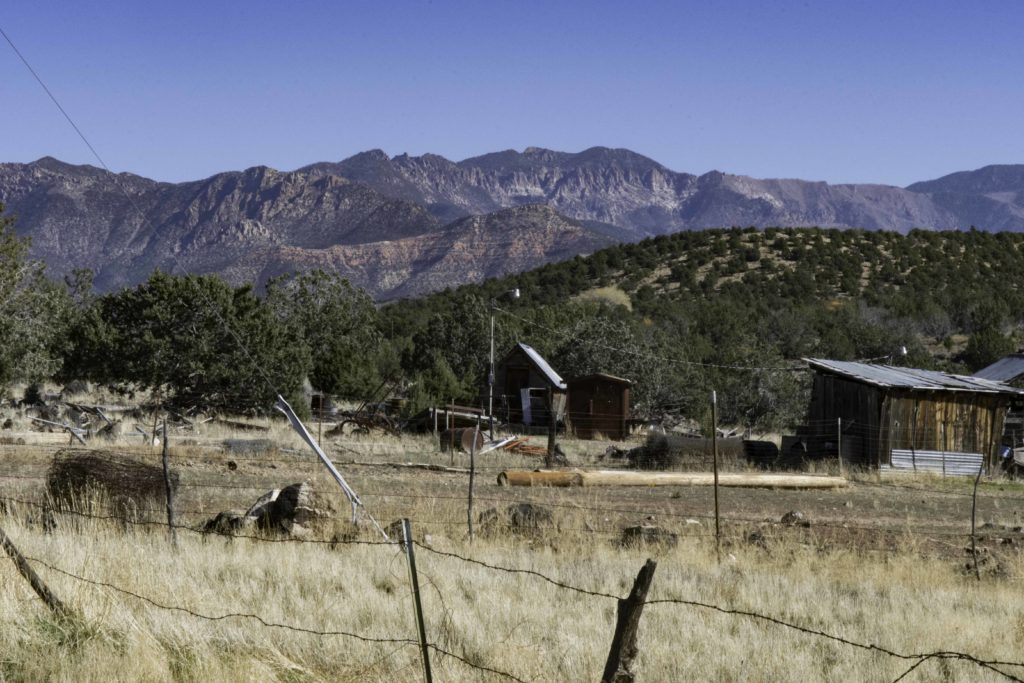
[972,353,1024,382]
[517,343,567,390]
[804,358,1024,395]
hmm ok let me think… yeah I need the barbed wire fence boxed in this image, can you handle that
[3,426,1024,681]
[3,502,1024,682]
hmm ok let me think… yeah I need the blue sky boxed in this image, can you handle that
[2,1,1022,186]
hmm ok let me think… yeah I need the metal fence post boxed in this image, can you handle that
[402,519,433,683]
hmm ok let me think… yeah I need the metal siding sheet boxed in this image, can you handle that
[887,449,984,476]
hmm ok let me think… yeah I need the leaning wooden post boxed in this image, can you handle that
[711,390,720,557]
[0,523,71,617]
[601,559,657,683]
[402,519,433,683]
[467,417,479,543]
[161,417,178,547]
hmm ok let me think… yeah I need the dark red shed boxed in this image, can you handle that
[566,373,632,440]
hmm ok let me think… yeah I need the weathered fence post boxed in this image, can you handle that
[837,417,843,476]
[971,460,983,581]
[910,402,919,472]
[449,399,455,466]
[711,390,720,557]
[546,387,557,466]
[941,421,948,477]
[467,417,479,543]
[161,417,177,547]
[0,523,70,617]
[402,519,433,683]
[601,558,657,683]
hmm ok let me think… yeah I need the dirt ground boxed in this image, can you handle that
[3,424,1023,574]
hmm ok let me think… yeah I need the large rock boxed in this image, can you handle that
[204,482,319,537]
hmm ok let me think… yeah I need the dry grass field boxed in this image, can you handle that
[2,420,1024,682]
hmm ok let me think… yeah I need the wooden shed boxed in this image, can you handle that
[805,358,1024,473]
[566,373,631,440]
[492,343,566,427]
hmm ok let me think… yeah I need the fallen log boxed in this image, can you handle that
[496,470,585,487]
[497,469,848,489]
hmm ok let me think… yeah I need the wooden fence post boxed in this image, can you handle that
[837,417,843,476]
[601,558,657,683]
[402,519,433,683]
[468,417,479,543]
[0,523,70,618]
[546,387,557,466]
[161,417,177,547]
[971,460,983,581]
[449,399,455,466]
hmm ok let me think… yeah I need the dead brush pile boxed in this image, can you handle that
[46,448,176,520]
[628,432,744,470]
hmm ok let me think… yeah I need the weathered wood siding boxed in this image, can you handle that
[883,390,1007,467]
[808,373,882,466]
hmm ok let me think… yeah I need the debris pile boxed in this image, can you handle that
[47,448,177,519]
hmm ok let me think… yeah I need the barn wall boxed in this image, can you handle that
[884,391,1008,466]
[808,373,882,466]
[566,377,630,440]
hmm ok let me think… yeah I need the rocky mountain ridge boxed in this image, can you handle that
[0,158,609,298]
[302,147,1024,234]
[1,150,1023,299]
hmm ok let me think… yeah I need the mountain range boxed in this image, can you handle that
[1,148,1022,298]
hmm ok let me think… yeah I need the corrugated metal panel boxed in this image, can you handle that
[883,449,984,476]
[972,354,1024,382]
[804,358,1024,395]
[518,343,567,390]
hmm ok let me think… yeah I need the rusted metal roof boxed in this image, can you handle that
[804,358,1024,395]
[972,353,1024,382]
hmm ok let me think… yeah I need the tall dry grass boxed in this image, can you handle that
[2,491,1023,682]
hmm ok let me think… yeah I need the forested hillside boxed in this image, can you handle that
[5,197,1024,432]
[379,226,1024,429]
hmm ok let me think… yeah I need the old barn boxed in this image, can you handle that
[805,358,1024,473]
